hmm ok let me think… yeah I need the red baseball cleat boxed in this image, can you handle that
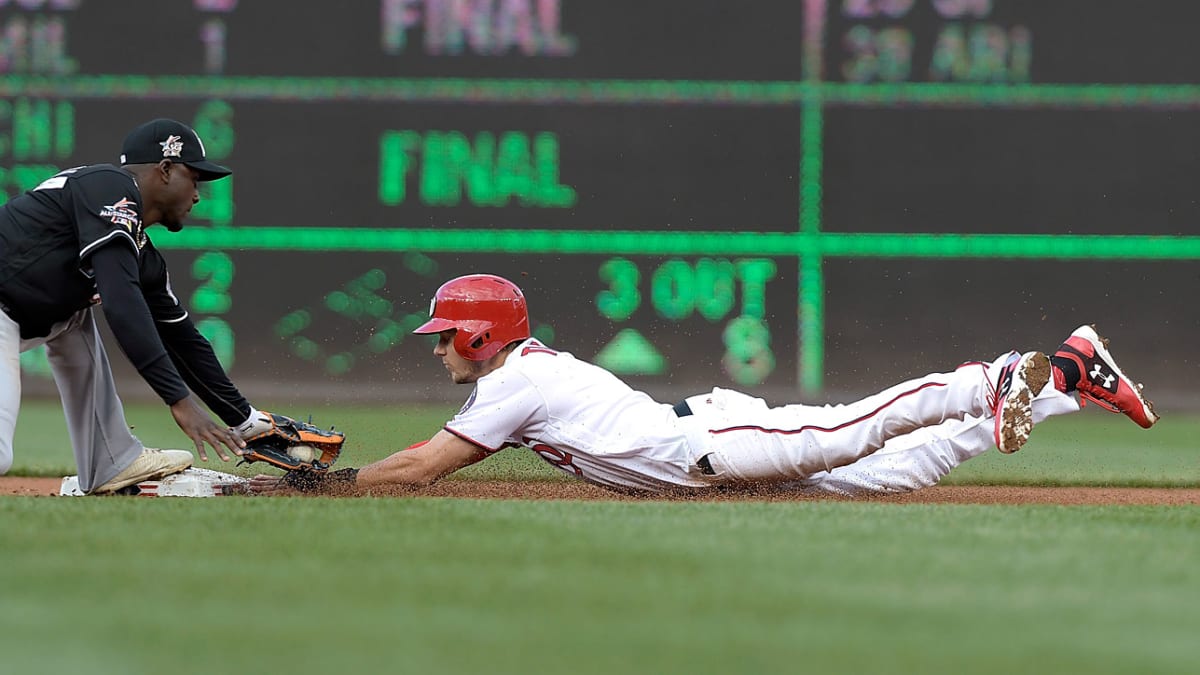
[992,351,1052,454]
[1053,325,1159,429]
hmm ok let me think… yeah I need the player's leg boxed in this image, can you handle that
[793,386,1080,497]
[0,310,23,475]
[692,350,1049,482]
[43,309,145,492]
[771,326,1155,496]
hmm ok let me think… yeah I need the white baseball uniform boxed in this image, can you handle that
[442,338,1079,495]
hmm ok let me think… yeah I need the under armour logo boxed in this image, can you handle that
[1090,363,1116,390]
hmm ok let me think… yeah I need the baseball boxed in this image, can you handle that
[287,444,318,463]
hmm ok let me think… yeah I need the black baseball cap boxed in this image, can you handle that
[119,118,232,182]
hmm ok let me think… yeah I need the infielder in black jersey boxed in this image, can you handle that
[0,118,305,494]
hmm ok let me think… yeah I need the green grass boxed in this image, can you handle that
[1,498,1197,674]
[4,398,1199,674]
[941,411,1200,487]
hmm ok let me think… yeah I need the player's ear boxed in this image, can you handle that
[157,160,173,183]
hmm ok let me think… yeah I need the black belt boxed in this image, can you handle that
[673,399,716,475]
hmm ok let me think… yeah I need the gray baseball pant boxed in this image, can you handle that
[1,306,144,492]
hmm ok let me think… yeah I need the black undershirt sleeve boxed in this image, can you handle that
[90,244,191,405]
[135,241,250,426]
[155,319,251,427]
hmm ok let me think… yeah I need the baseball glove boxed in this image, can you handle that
[238,411,345,472]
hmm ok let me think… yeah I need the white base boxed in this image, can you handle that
[60,467,250,497]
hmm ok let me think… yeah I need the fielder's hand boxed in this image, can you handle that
[169,398,244,462]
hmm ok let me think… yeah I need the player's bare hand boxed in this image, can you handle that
[169,398,245,462]
[248,474,286,495]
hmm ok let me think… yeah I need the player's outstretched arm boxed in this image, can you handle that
[248,429,487,495]
[89,244,245,461]
[140,242,254,428]
[357,429,489,489]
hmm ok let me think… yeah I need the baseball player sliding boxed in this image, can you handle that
[0,118,342,494]
[249,274,1157,497]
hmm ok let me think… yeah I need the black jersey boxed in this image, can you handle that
[0,164,146,338]
[0,164,250,421]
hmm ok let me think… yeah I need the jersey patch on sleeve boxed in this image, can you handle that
[99,197,141,232]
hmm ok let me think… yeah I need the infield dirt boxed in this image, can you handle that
[3,476,1198,505]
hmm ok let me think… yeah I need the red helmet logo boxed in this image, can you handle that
[413,274,530,361]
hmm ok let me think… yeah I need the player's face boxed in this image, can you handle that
[433,330,489,384]
[159,162,200,232]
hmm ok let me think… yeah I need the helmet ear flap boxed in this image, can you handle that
[451,324,494,360]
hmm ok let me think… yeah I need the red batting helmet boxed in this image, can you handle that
[413,274,531,361]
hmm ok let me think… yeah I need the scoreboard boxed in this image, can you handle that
[3,1,1199,403]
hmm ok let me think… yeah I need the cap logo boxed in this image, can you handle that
[160,135,184,158]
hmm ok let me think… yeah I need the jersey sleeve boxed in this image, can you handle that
[68,169,141,260]
[90,244,190,405]
[138,240,188,323]
[137,240,251,424]
[443,370,545,452]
